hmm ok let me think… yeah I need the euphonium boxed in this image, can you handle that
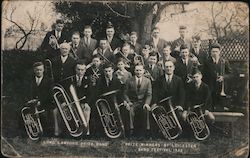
[53,81,87,137]
[21,99,45,140]
[95,90,124,138]
[49,34,59,49]
[186,104,210,141]
[151,96,183,140]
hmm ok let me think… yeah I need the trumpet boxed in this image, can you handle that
[217,59,226,97]
[186,104,210,141]
[53,81,88,137]
[151,96,183,140]
[49,34,59,49]
[95,90,124,138]
[21,99,45,140]
[44,59,54,82]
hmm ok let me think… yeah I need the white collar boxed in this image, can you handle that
[165,74,173,81]
[61,55,68,63]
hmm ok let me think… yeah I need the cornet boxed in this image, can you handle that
[21,99,45,140]
[186,104,210,141]
[49,34,59,49]
[217,59,226,97]
[151,96,183,140]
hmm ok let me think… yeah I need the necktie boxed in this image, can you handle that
[137,78,141,91]
[36,77,41,86]
[167,76,171,84]
[77,76,82,87]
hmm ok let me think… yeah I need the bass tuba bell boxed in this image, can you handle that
[21,99,45,140]
[95,90,124,138]
[151,96,183,140]
[186,104,210,141]
[53,79,88,137]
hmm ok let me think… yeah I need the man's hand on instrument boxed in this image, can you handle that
[143,104,151,111]
[124,101,132,111]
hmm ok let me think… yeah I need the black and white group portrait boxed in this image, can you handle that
[2,1,249,157]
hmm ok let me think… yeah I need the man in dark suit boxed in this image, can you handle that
[145,51,163,82]
[69,31,85,60]
[203,43,232,111]
[190,35,208,69]
[95,63,123,137]
[51,43,76,83]
[175,44,195,85]
[124,64,152,138]
[171,25,192,59]
[81,25,98,64]
[40,19,69,59]
[145,27,167,57]
[106,24,123,51]
[27,62,54,137]
[129,32,142,54]
[93,38,114,64]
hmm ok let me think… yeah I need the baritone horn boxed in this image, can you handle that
[151,96,183,140]
[95,90,124,138]
[53,81,87,137]
[21,99,45,140]
[186,104,210,141]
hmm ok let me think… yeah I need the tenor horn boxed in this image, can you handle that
[21,99,45,140]
[186,104,210,141]
[151,96,183,140]
[53,81,87,137]
[95,90,124,138]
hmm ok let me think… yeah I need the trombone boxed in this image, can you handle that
[151,96,183,140]
[186,104,210,141]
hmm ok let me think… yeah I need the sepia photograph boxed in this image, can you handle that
[1,1,249,157]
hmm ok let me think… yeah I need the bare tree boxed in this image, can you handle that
[3,2,48,50]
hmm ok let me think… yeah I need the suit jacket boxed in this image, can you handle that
[130,42,142,54]
[40,30,68,50]
[154,74,185,107]
[51,55,76,83]
[145,64,163,82]
[145,38,167,53]
[174,58,194,83]
[70,75,91,104]
[81,38,98,64]
[124,76,152,106]
[185,82,212,111]
[69,42,85,60]
[93,47,115,63]
[203,57,232,92]
[28,76,54,110]
[171,37,192,59]
[96,76,122,98]
[190,48,208,67]
[108,36,123,51]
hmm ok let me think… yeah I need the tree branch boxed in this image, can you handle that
[105,3,131,18]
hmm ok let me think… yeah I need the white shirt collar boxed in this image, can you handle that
[61,55,68,63]
[165,74,173,82]
[35,76,43,84]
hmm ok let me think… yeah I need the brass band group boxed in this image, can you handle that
[21,19,232,141]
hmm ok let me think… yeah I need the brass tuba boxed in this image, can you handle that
[151,96,183,140]
[186,104,210,141]
[21,99,45,140]
[52,80,87,137]
[95,90,124,138]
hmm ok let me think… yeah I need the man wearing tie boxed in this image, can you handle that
[129,32,142,54]
[40,19,68,59]
[27,62,54,137]
[123,63,152,139]
[51,43,76,83]
[203,43,232,111]
[106,23,122,51]
[175,44,195,85]
[69,31,85,60]
[145,27,167,57]
[93,38,114,64]
[82,25,98,64]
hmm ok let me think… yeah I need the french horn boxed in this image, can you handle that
[151,96,183,140]
[186,104,210,140]
[21,99,45,140]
